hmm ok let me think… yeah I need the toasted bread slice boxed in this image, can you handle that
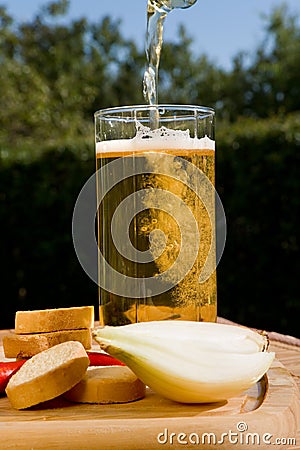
[5,341,89,409]
[3,328,92,358]
[15,306,94,334]
[64,366,146,404]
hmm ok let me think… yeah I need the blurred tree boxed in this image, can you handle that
[0,60,50,145]
[0,0,145,148]
[248,4,300,117]
[217,4,300,120]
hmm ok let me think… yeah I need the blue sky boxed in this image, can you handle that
[1,0,300,69]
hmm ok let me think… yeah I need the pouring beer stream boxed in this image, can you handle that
[143,0,198,108]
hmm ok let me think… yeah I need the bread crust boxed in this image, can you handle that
[64,366,146,404]
[15,306,94,334]
[3,329,92,358]
[5,341,89,409]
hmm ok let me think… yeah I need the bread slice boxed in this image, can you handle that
[3,329,92,358]
[15,306,94,334]
[64,366,146,404]
[5,341,89,409]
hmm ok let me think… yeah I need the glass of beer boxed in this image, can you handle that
[95,105,217,326]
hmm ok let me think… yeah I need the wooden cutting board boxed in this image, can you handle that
[0,353,299,449]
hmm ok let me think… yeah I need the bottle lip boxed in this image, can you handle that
[94,104,215,120]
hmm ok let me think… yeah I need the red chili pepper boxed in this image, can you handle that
[0,360,26,394]
[87,351,125,367]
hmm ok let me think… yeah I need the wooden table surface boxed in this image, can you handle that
[1,320,299,449]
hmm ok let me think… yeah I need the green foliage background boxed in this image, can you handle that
[0,1,299,335]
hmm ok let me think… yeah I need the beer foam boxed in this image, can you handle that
[96,123,215,154]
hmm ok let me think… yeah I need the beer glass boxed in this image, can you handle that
[95,105,217,326]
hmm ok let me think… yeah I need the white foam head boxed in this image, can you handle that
[96,123,215,154]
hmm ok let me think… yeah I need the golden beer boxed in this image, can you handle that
[96,141,216,326]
